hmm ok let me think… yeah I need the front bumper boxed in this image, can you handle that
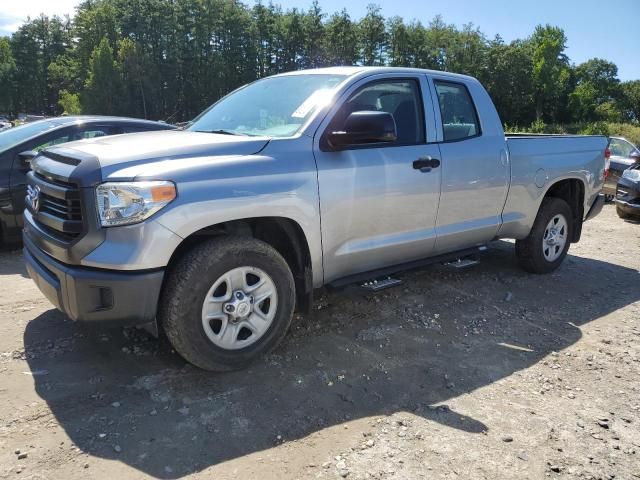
[615,199,640,216]
[614,177,640,217]
[24,233,164,325]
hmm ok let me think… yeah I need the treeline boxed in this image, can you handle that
[0,0,639,128]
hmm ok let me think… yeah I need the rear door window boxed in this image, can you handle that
[434,81,480,142]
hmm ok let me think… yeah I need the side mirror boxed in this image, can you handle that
[630,151,640,163]
[327,111,397,149]
[18,150,37,170]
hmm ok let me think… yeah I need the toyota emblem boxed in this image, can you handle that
[27,185,41,212]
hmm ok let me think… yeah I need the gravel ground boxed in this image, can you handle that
[0,204,639,480]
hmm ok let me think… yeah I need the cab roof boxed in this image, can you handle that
[276,66,478,83]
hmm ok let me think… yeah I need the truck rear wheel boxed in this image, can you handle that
[159,236,295,371]
[515,197,573,274]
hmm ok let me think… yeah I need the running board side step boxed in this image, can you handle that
[328,245,488,289]
[444,257,480,269]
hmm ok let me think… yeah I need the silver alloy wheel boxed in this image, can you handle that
[201,266,278,350]
[542,213,568,262]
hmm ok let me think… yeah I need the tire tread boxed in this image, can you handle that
[159,236,295,371]
[515,197,573,274]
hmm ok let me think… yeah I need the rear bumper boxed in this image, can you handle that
[24,233,164,325]
[584,194,605,222]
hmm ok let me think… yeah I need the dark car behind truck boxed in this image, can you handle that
[0,116,175,244]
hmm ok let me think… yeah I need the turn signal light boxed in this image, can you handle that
[151,185,177,202]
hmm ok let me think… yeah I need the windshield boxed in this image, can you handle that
[188,74,346,138]
[0,120,58,152]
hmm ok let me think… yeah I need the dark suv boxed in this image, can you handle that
[0,116,175,243]
[616,163,640,220]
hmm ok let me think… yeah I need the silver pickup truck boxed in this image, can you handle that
[23,67,607,371]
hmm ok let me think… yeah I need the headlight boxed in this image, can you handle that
[96,181,176,227]
[622,168,640,182]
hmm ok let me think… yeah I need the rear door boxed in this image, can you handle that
[313,73,442,282]
[428,76,509,253]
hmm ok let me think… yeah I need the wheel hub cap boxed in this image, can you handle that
[224,291,253,322]
[542,214,568,262]
[201,266,278,350]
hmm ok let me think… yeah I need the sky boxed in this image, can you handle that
[1,0,639,81]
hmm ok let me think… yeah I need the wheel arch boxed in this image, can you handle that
[165,216,314,314]
[540,177,586,242]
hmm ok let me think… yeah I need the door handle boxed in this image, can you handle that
[413,156,440,171]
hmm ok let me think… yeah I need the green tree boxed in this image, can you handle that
[422,15,457,70]
[0,37,16,113]
[58,89,82,114]
[387,16,410,66]
[358,4,386,66]
[447,24,487,78]
[278,8,306,72]
[253,2,280,77]
[324,9,358,66]
[569,58,620,121]
[117,38,149,118]
[301,1,326,68]
[2,0,636,128]
[83,37,121,114]
[73,0,119,76]
[48,55,81,110]
[483,37,535,126]
[530,25,571,122]
[620,80,640,123]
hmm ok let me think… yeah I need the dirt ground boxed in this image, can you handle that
[0,204,638,480]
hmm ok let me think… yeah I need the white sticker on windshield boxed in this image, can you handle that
[291,89,333,118]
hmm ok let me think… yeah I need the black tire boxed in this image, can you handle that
[616,206,630,219]
[515,197,573,274]
[159,236,295,371]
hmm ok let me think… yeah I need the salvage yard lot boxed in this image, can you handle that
[0,204,638,480]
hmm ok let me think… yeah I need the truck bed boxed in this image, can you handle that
[498,134,608,239]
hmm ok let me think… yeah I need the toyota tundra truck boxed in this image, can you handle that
[22,67,607,371]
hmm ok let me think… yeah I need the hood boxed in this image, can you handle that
[52,130,270,168]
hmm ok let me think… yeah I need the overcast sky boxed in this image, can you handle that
[2,0,639,81]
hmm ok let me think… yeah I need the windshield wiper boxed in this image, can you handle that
[195,129,245,136]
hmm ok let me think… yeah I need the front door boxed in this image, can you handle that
[313,75,442,283]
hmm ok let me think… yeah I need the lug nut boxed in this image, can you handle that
[225,304,235,313]
[235,292,243,299]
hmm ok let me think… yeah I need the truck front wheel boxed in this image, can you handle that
[515,197,573,274]
[159,236,296,371]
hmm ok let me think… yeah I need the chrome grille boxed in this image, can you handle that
[39,191,82,221]
[27,171,84,242]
